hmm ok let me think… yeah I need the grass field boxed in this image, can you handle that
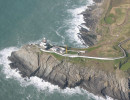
[49,0,130,73]
[105,13,115,24]
[95,0,130,72]
[79,0,130,72]
[67,51,78,54]
[50,52,115,72]
[121,61,130,71]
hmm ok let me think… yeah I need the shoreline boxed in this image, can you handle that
[0,47,113,100]
[8,44,129,100]
[0,0,129,100]
[78,0,105,47]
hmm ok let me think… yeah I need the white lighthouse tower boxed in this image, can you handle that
[40,38,48,49]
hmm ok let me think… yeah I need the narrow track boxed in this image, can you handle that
[39,38,130,61]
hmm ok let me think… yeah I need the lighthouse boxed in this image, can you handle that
[43,38,47,43]
[40,38,48,49]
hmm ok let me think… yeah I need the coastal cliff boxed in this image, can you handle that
[79,0,107,46]
[8,45,129,100]
[7,0,130,99]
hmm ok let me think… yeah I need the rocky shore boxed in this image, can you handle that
[7,0,130,99]
[79,0,106,46]
[8,45,129,100]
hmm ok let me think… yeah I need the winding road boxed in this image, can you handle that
[38,38,130,61]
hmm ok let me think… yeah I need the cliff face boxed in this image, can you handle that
[79,0,107,46]
[8,45,129,100]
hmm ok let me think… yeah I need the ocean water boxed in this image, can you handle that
[0,0,113,100]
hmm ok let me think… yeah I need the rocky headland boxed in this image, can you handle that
[8,0,130,100]
[8,45,129,100]
[79,0,107,46]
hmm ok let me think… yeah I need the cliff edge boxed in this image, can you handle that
[8,45,129,100]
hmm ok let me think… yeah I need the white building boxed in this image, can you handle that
[40,38,48,49]
[59,47,65,54]
[51,46,65,54]
[51,47,59,52]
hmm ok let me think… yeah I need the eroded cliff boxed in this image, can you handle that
[79,0,108,46]
[8,45,129,100]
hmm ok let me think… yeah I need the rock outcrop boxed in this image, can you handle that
[8,45,130,100]
[79,0,106,46]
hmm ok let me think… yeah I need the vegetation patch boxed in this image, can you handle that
[51,53,65,61]
[67,51,77,54]
[46,51,116,72]
[121,61,130,71]
[115,8,123,15]
[69,57,86,66]
[114,53,130,71]
[105,13,116,24]
[85,46,101,52]
[23,0,130,75]
[115,8,126,25]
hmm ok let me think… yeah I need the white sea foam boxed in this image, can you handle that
[0,47,113,100]
[65,0,94,47]
[50,26,66,46]
[0,47,20,79]
[0,1,114,99]
[56,27,66,45]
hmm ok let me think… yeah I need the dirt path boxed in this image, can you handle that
[39,38,130,61]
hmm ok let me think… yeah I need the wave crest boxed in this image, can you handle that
[0,47,113,100]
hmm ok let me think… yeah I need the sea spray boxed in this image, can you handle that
[0,47,113,100]
[0,0,114,99]
[65,0,94,47]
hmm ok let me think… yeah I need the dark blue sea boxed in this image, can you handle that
[0,0,112,100]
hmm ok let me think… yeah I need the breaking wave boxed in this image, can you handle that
[0,1,113,99]
[64,0,93,47]
[0,47,113,100]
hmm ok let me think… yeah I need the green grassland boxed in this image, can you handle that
[50,52,115,72]
[95,0,130,61]
[67,51,78,54]
[41,0,130,73]
[105,13,116,24]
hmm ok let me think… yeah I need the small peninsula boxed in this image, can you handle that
[8,0,130,100]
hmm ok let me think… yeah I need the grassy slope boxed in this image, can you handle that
[44,0,130,73]
[96,0,130,57]
[50,52,115,72]
[96,0,130,73]
[77,0,130,72]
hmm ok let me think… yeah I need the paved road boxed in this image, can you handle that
[39,38,130,61]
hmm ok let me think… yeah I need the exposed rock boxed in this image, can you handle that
[93,0,102,3]
[8,45,130,100]
[79,0,105,46]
